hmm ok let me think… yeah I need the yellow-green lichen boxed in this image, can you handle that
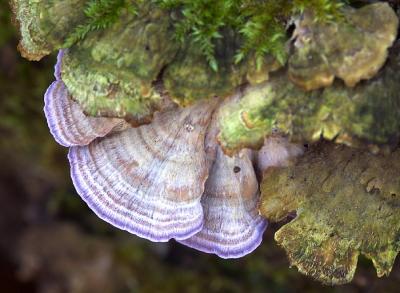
[260,142,400,285]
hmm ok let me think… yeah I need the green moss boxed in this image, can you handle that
[152,0,347,70]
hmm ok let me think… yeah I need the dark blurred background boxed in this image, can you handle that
[1,2,400,292]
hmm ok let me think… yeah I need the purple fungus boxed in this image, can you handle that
[68,99,217,242]
[43,50,305,256]
[180,148,267,258]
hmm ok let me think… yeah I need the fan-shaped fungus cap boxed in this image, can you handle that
[260,142,400,285]
[289,3,398,91]
[180,148,267,258]
[10,0,86,60]
[68,99,218,241]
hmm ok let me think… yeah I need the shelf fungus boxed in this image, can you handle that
[218,40,400,154]
[179,146,267,258]
[41,50,309,257]
[12,0,400,284]
[10,0,87,60]
[289,2,398,91]
[260,142,400,285]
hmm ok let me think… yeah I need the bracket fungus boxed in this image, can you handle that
[11,0,87,60]
[179,147,267,258]
[289,3,398,91]
[42,51,298,257]
[260,142,400,285]
[218,40,400,154]
[11,0,400,284]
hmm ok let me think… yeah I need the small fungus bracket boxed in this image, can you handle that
[10,0,87,60]
[289,3,398,91]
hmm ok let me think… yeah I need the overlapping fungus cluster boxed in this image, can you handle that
[10,0,400,285]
